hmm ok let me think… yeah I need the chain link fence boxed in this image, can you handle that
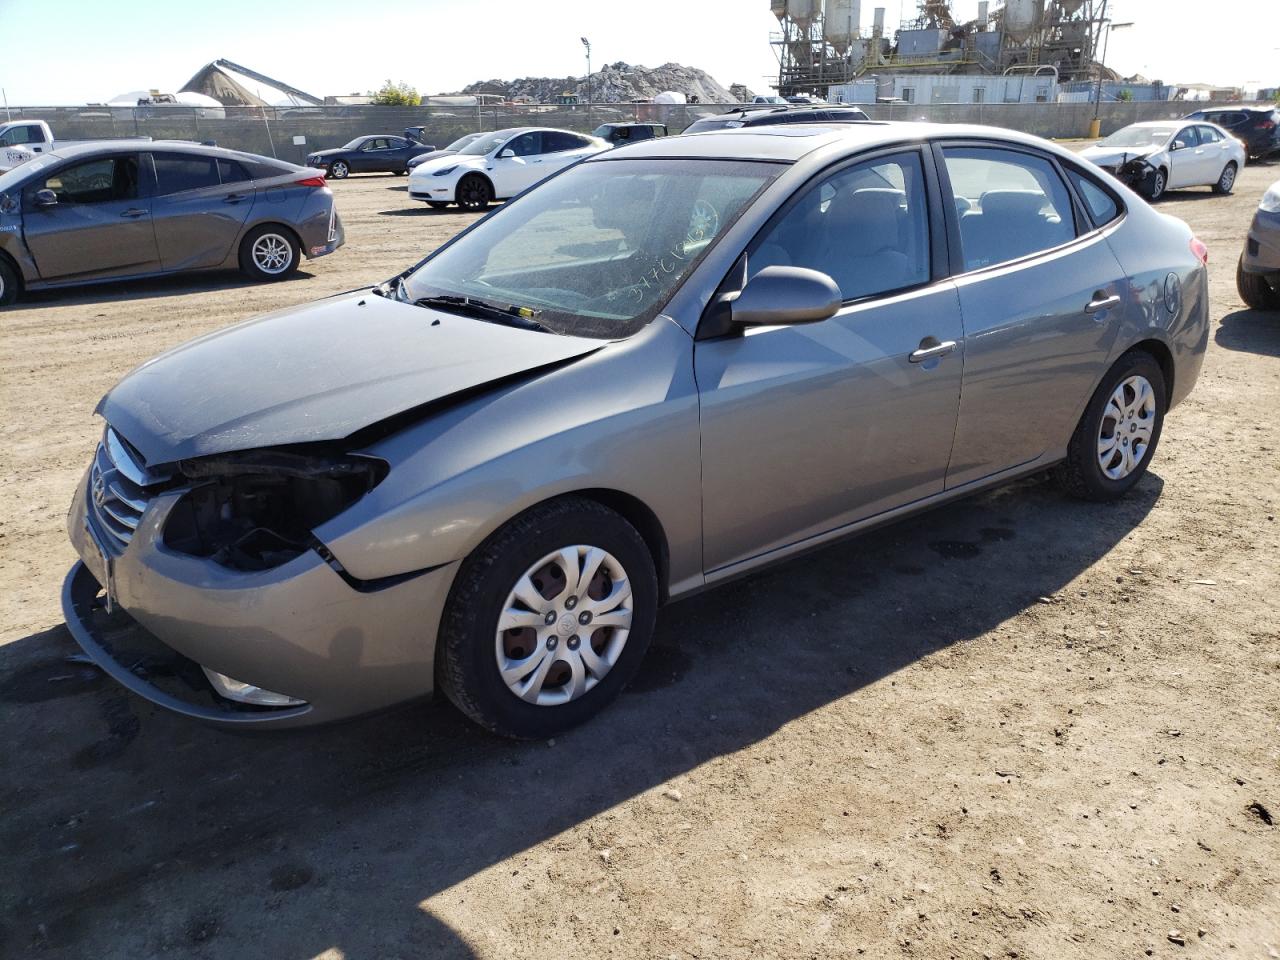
[3,99,1261,164]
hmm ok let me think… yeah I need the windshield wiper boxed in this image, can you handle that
[413,294,551,333]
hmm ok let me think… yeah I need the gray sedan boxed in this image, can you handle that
[0,141,343,306]
[62,123,1209,737]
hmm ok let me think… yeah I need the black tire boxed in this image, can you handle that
[427,201,450,210]
[238,224,301,282]
[1145,167,1167,201]
[1212,161,1238,195]
[456,173,492,212]
[0,256,19,307]
[436,497,659,739]
[327,159,350,180]
[1054,351,1166,502]
[1237,255,1280,310]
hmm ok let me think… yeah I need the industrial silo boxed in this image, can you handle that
[788,0,817,26]
[1001,0,1044,42]
[823,0,862,52]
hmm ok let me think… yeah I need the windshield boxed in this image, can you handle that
[1100,125,1177,148]
[459,132,510,156]
[446,134,480,151]
[401,158,779,338]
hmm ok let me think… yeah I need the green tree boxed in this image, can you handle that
[369,80,420,106]
[1116,88,1134,102]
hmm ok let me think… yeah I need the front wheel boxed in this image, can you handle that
[1237,255,1280,310]
[1212,162,1237,195]
[327,159,349,180]
[436,497,659,739]
[238,225,300,282]
[455,174,492,212]
[0,257,19,307]
[1145,167,1167,201]
[1054,351,1166,501]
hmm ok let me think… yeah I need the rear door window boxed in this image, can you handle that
[543,131,591,152]
[1196,125,1222,143]
[153,154,220,195]
[217,158,250,184]
[942,146,1077,271]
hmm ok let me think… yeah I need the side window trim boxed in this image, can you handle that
[931,138,1092,278]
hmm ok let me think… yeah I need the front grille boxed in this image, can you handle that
[86,427,171,556]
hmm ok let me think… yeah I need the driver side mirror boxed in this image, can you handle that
[1171,139,1187,151]
[725,265,842,328]
[32,188,57,208]
[497,148,515,159]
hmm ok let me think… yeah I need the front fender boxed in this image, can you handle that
[315,317,705,596]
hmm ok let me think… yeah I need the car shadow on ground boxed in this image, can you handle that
[0,471,1162,957]
[1215,307,1280,356]
[1155,189,1224,205]
[7,270,319,310]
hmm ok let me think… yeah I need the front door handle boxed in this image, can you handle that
[1085,293,1121,314]
[222,193,247,204]
[120,208,147,218]
[909,338,957,363]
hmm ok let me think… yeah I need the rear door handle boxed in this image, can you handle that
[909,339,957,363]
[120,208,147,218]
[1085,293,1121,314]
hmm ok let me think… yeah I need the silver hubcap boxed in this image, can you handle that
[495,545,633,706]
[1221,166,1235,190]
[252,234,292,274]
[1153,173,1164,196]
[333,162,347,176]
[1097,375,1156,480]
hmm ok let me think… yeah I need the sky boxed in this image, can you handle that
[0,0,1275,106]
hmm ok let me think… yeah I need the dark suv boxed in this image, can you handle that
[1183,107,1280,161]
[592,122,668,146]
[681,105,871,135]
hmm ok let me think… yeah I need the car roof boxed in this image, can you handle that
[596,121,1064,163]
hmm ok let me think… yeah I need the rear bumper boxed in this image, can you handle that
[65,469,458,728]
[1242,209,1280,276]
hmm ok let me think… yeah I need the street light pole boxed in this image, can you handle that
[581,37,592,123]
[1090,18,1133,137]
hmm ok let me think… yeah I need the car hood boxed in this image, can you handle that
[99,293,606,464]
[308,147,350,159]
[1080,143,1163,166]
[409,148,457,166]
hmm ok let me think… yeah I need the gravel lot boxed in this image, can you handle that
[1,159,1277,959]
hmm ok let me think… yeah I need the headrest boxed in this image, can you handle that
[592,178,658,232]
[979,190,1048,221]
[827,188,905,253]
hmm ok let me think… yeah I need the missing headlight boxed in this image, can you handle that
[162,448,387,572]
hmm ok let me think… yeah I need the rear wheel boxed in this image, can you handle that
[238,225,300,282]
[1212,162,1237,195]
[1237,255,1280,310]
[327,159,349,180]
[456,174,492,212]
[0,257,19,307]
[1055,351,1166,502]
[437,497,658,739]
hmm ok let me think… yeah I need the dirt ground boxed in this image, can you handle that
[1,159,1277,960]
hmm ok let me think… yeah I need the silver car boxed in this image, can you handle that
[0,141,343,306]
[1237,178,1280,310]
[62,123,1209,737]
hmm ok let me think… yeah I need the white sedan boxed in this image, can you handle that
[1080,120,1245,201]
[409,127,607,211]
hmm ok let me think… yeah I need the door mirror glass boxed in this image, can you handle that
[729,265,841,326]
[498,148,515,159]
[33,188,57,208]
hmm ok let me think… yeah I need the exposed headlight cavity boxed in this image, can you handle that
[162,448,387,572]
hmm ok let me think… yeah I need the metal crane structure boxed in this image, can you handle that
[770,0,1112,98]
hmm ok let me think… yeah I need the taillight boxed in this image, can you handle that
[1259,119,1276,130]
[296,176,327,188]
[1190,237,1209,265]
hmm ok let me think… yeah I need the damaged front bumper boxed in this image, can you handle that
[64,468,460,728]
